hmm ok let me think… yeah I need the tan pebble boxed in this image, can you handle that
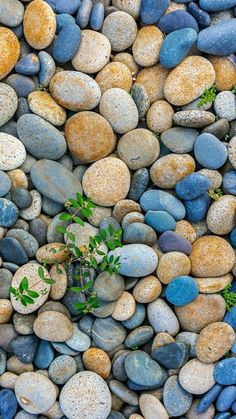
[186,400,215,419]
[207,195,236,235]
[208,55,236,91]
[179,359,215,395]
[122,212,145,229]
[7,356,34,374]
[196,322,235,363]
[194,273,233,293]
[38,213,52,227]
[113,52,139,76]
[140,394,169,419]
[95,62,132,94]
[129,415,144,419]
[133,275,162,303]
[7,169,28,188]
[83,157,130,207]
[150,154,195,189]
[175,294,226,333]
[175,220,197,244]
[49,265,67,300]
[152,242,164,259]
[132,26,163,67]
[0,299,13,324]
[0,372,18,389]
[198,169,222,189]
[147,100,174,133]
[0,28,20,80]
[112,394,124,411]
[165,2,186,13]
[82,348,111,379]
[28,91,66,126]
[136,64,170,103]
[65,111,116,163]
[151,332,175,351]
[33,311,73,342]
[102,11,137,51]
[117,128,160,170]
[113,199,141,223]
[157,252,191,284]
[36,243,69,264]
[142,388,163,400]
[23,0,56,49]
[112,291,136,321]
[38,301,71,319]
[112,0,141,19]
[164,56,216,106]
[190,235,235,277]
[72,30,111,74]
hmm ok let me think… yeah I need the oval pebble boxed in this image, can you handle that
[23,0,56,49]
[33,311,73,342]
[27,91,66,127]
[196,322,235,363]
[0,28,20,80]
[166,276,199,306]
[163,375,193,417]
[179,359,215,395]
[0,133,26,171]
[102,11,137,51]
[49,355,77,385]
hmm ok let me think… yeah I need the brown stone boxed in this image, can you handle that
[95,62,132,93]
[132,26,163,67]
[150,154,195,189]
[33,311,73,342]
[82,348,111,378]
[196,322,235,363]
[208,55,236,91]
[113,52,139,76]
[7,169,28,189]
[133,275,162,303]
[206,195,236,235]
[0,299,13,324]
[0,28,20,80]
[23,0,56,49]
[135,64,170,104]
[194,273,233,294]
[147,100,174,133]
[175,220,197,244]
[113,199,142,223]
[28,92,66,126]
[36,243,69,264]
[49,265,67,301]
[112,291,136,321]
[157,252,191,284]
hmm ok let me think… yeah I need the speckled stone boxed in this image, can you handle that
[113,52,139,76]
[229,136,236,169]
[148,298,179,336]
[157,252,191,284]
[20,190,41,221]
[23,0,56,49]
[163,375,193,417]
[207,195,236,235]
[214,91,236,122]
[92,317,126,351]
[83,348,111,378]
[135,64,170,104]
[94,272,125,302]
[0,28,20,80]
[208,56,236,92]
[147,100,174,133]
[130,84,150,120]
[65,111,116,163]
[28,92,66,126]
[179,359,215,394]
[82,157,130,206]
[161,127,198,154]
[186,399,215,419]
[36,242,69,264]
[164,56,215,106]
[8,169,28,189]
[49,265,67,300]
[133,275,162,303]
[48,355,77,385]
[112,0,141,18]
[132,26,163,67]
[175,220,196,244]
[194,274,233,294]
[72,30,111,74]
[0,133,26,171]
[13,313,36,335]
[102,11,137,51]
[0,0,24,27]
[0,299,13,324]
[95,62,132,94]
[198,169,222,189]
[33,311,73,342]
[150,154,195,189]
[196,322,235,363]
[0,84,18,128]
[139,394,168,419]
[122,212,145,229]
[173,110,215,128]
[112,200,141,223]
[38,50,56,88]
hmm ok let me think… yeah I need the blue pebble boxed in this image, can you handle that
[152,342,189,369]
[214,359,236,385]
[15,53,40,76]
[125,350,167,387]
[90,2,104,31]
[160,28,197,69]
[157,10,199,34]
[76,0,93,28]
[0,199,19,228]
[230,228,236,248]
[175,173,211,200]
[128,168,149,201]
[184,192,210,222]
[10,335,39,363]
[163,375,193,417]
[224,307,236,330]
[158,231,192,255]
[231,338,236,353]
[223,170,236,195]
[122,303,146,330]
[145,210,176,233]
[0,349,6,375]
[141,0,169,24]
[187,2,211,28]
[53,24,81,63]
[214,414,231,419]
[0,237,28,265]
[46,0,81,14]
[166,276,198,306]
[216,386,236,412]
[140,190,186,220]
[123,222,157,246]
[38,51,56,88]
[6,74,35,97]
[0,171,11,198]
[11,24,24,39]
[197,19,236,56]
[42,196,64,216]
[194,133,228,169]
[199,0,236,12]
[232,400,236,413]
[198,384,223,413]
[17,97,31,120]
[0,390,18,419]
[127,379,157,391]
[56,13,76,33]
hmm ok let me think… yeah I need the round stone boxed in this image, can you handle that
[132,26,163,67]
[112,0,141,18]
[65,111,116,163]
[161,127,198,153]
[175,220,196,244]
[59,371,112,419]
[150,154,195,189]
[0,0,24,27]
[0,199,19,228]
[166,276,199,307]
[147,100,174,133]
[194,274,233,294]
[133,275,162,303]
[186,399,215,419]
[199,169,222,190]
[151,332,175,351]
[82,157,130,206]
[207,195,236,235]
[125,350,166,387]
[65,323,91,352]
[214,359,236,386]
[112,200,141,223]
[118,129,159,170]
[157,252,191,284]
[102,11,137,51]
[164,56,215,106]
[173,110,215,128]
[148,298,180,336]
[15,372,57,414]
[140,394,168,419]
[11,188,32,209]
[125,326,154,348]
[0,133,26,171]
[113,52,139,76]
[92,317,126,351]
[163,375,193,417]
[82,348,111,378]
[136,64,170,104]
[28,91,66,126]
[214,91,236,122]
[112,291,136,321]
[99,88,138,134]
[8,169,28,189]
[49,71,101,111]
[179,359,215,395]
[229,136,236,169]
[48,355,76,385]
[95,62,132,94]
[208,56,236,92]
[23,0,56,49]
[72,30,111,74]
[194,133,228,169]
[190,236,235,277]
[33,311,73,342]
[49,265,67,300]
[0,299,13,324]
[130,84,150,120]
[93,272,125,302]
[0,84,18,128]
[36,242,69,264]
[0,28,20,80]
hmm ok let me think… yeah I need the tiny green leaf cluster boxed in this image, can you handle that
[208,188,224,201]
[221,284,236,311]
[198,85,217,108]
[231,85,236,94]
[10,193,123,314]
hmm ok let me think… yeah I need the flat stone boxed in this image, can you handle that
[109,380,139,406]
[150,154,195,189]
[23,0,56,49]
[139,394,169,419]
[28,91,66,126]
[197,19,236,55]
[161,127,198,154]
[214,359,236,385]
[10,335,39,364]
[179,359,215,394]
[125,350,167,387]
[173,110,215,128]
[0,84,18,128]
[93,272,125,302]
[125,326,154,348]
[152,341,189,369]
[0,237,28,265]
[0,199,19,228]
[0,133,26,171]
[196,322,235,363]
[133,275,162,303]
[148,298,180,335]
[163,375,193,417]
[140,189,186,220]
[102,11,137,51]
[48,355,77,385]
[92,317,126,351]
[20,190,41,221]
[207,195,236,235]
[95,62,132,94]
[33,311,73,342]
[132,26,163,67]
[194,274,233,293]
[65,323,91,352]
[112,292,136,321]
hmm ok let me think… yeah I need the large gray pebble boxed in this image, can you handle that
[161,127,198,153]
[6,229,39,257]
[0,84,18,127]
[0,0,24,27]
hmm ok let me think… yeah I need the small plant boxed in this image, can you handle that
[221,284,236,311]
[198,85,217,108]
[231,85,236,94]
[10,193,123,314]
[208,188,224,201]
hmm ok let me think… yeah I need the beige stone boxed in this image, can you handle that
[95,62,132,93]
[151,332,175,351]
[102,11,137,51]
[0,28,20,80]
[36,243,69,264]
[0,372,18,389]
[133,275,162,303]
[150,154,195,189]
[132,26,163,67]
[157,252,191,284]
[23,0,56,49]
[147,100,174,133]
[140,394,169,419]
[135,64,170,103]
[49,265,67,301]
[175,220,197,244]
[82,348,111,378]
[207,195,236,235]
[7,356,34,374]
[33,311,73,342]
[28,91,66,126]
[179,359,215,394]
[196,322,235,363]
[186,400,215,419]
[0,299,13,324]
[113,199,141,223]
[112,291,136,321]
[194,273,233,293]
[208,55,236,91]
[112,0,141,19]
[113,52,139,76]
[7,169,28,188]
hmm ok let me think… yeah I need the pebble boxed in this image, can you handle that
[208,56,236,92]
[112,292,136,321]
[216,385,236,412]
[96,62,132,94]
[76,0,93,28]
[38,51,55,88]
[122,303,146,330]
[160,28,197,69]
[139,394,168,419]
[90,2,104,30]
[125,350,167,387]
[109,380,138,406]
[223,170,236,195]
[0,84,17,128]
[158,231,192,255]
[186,400,215,419]
[0,0,24,27]
[112,0,141,19]
[125,325,154,348]
[6,229,38,257]
[151,154,195,189]
[163,375,193,416]
[33,311,73,342]
[173,110,215,128]
[27,92,66,127]
[132,26,163,67]
[92,317,126,351]
[83,348,111,378]
[11,188,32,209]
[130,84,150,120]
[0,133,26,171]
[0,372,17,390]
[8,169,28,189]
[197,19,236,55]
[194,273,233,293]
[133,275,162,303]
[0,299,13,324]
[176,172,211,200]
[207,195,236,235]
[214,91,236,122]
[135,64,170,104]
[148,298,180,335]
[0,28,20,80]
[93,271,125,302]
[229,136,236,169]
[23,0,56,49]
[158,9,199,33]
[140,189,186,220]
[123,222,157,246]
[15,53,40,76]
[198,383,223,413]
[0,199,19,228]
[196,322,235,363]
[65,323,91,351]
[13,313,36,336]
[141,0,169,24]
[102,11,137,51]
[199,168,222,189]
[0,171,11,198]
[152,341,189,369]
[112,200,141,223]
[48,355,76,385]
[199,0,236,11]
[166,276,198,306]
[10,334,39,363]
[161,127,198,153]
[53,24,81,64]
[46,0,81,14]
[214,359,236,385]
[179,359,215,394]
[0,389,18,419]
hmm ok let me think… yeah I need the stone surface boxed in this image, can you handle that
[179,359,215,394]
[150,154,195,189]
[23,0,56,49]
[83,348,111,378]
[102,11,137,51]
[196,322,235,363]
[95,62,132,94]
[148,298,180,336]
[33,311,73,342]
[163,375,193,417]
[0,133,26,171]
[0,28,20,80]
[157,252,191,284]
[132,26,163,67]
[139,394,169,419]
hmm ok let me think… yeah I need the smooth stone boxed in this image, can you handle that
[125,326,154,348]
[23,0,56,50]
[0,199,19,228]
[10,335,39,364]
[6,230,38,257]
[140,190,186,220]
[140,394,168,419]
[122,303,146,330]
[19,190,41,221]
[46,213,70,244]
[15,53,40,76]
[96,61,132,94]
[11,188,32,209]
[7,74,35,98]
[0,171,11,197]
[53,24,81,63]
[223,170,236,195]
[123,222,157,246]
[15,372,57,414]
[0,299,13,324]
[179,359,215,394]
[159,231,192,255]
[141,0,169,24]
[197,19,236,55]
[49,265,67,301]
[173,110,215,128]
[46,0,81,14]
[157,252,191,284]
[187,2,211,27]
[152,341,189,369]
[207,195,236,235]
[194,274,233,293]
[166,276,198,306]
[0,237,27,265]
[51,342,79,356]
[128,170,149,202]
[185,192,211,222]
[214,359,236,385]
[0,121,17,137]
[0,372,17,390]
[160,28,197,69]
[0,348,6,375]
[229,136,236,169]
[130,84,150,120]
[198,169,222,189]
[133,275,162,303]
[31,160,82,204]
[83,348,111,379]
[92,317,126,351]
[49,355,76,385]
[109,380,138,407]
[28,91,66,127]
[145,210,176,233]
[0,0,24,27]
[59,371,112,419]
[0,133,26,171]
[90,2,105,30]
[38,51,55,88]
[112,199,142,223]
[135,63,170,104]
[163,375,193,417]
[29,218,47,247]
[65,323,91,352]
[33,311,73,342]
[148,298,180,335]
[176,332,198,357]
[175,220,196,244]
[161,127,198,153]
[36,243,69,265]
[208,56,236,92]
[112,350,130,382]
[151,154,195,189]
[231,228,236,248]
[42,196,63,217]
[158,10,199,33]
[0,28,20,81]
[187,400,215,419]
[196,322,235,363]
[102,11,137,51]
[216,386,236,412]
[198,383,223,413]
[0,389,18,419]
[79,315,94,337]
[33,340,54,369]
[175,294,226,333]
[76,0,93,27]
[0,269,13,299]
[214,92,236,122]
[176,173,210,200]
[199,0,236,11]
[125,350,167,387]
[0,84,18,128]
[94,272,125,302]
[56,13,76,32]
[13,313,35,335]
[49,71,101,111]
[132,26,163,67]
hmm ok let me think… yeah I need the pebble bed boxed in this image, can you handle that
[0,0,236,418]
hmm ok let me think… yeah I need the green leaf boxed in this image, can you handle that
[76,193,84,205]
[114,256,120,264]
[22,295,34,304]
[81,208,93,218]
[83,280,93,291]
[56,266,63,274]
[67,232,76,242]
[90,256,97,269]
[108,267,113,276]
[60,213,72,221]
[71,286,83,293]
[20,277,29,292]
[100,229,107,240]
[94,235,102,244]
[108,224,114,236]
[27,290,40,298]
[56,225,67,234]
[10,287,16,295]
[74,247,83,258]
[38,266,45,280]
[20,299,27,307]
[74,302,86,309]
[107,241,115,251]
[109,255,114,264]
[69,198,80,208]
[74,216,84,226]
[96,250,105,256]
[89,237,96,249]
[43,278,56,285]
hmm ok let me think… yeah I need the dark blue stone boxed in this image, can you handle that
[214,359,236,385]
[0,171,11,197]
[56,13,76,33]
[187,2,211,28]
[127,379,158,391]
[0,237,28,265]
[79,314,94,336]
[223,170,236,195]
[0,121,17,137]
[16,98,31,120]
[122,303,146,330]
[166,276,198,306]
[232,400,236,413]
[128,168,149,201]
[11,187,32,209]
[163,375,193,417]
[11,24,24,39]
[7,74,35,97]
[199,0,236,12]
[0,390,18,419]
[224,307,236,330]
[141,0,169,24]
[0,199,19,228]
[62,289,85,316]
[10,335,39,363]
[184,192,210,222]
[144,210,176,233]
[42,196,64,216]
[214,414,231,419]
[125,350,167,387]
[197,19,236,56]
[198,384,223,413]
[53,24,81,63]
[157,10,199,34]
[230,228,236,248]
[15,53,40,76]
[160,28,197,69]
[158,231,192,255]
[46,0,81,14]
[216,386,236,412]
[76,0,93,28]
[90,2,104,30]
[125,326,154,348]
[152,342,189,369]
[175,173,211,200]
[140,190,186,220]
[92,317,126,352]
[112,350,130,382]
[34,340,55,369]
